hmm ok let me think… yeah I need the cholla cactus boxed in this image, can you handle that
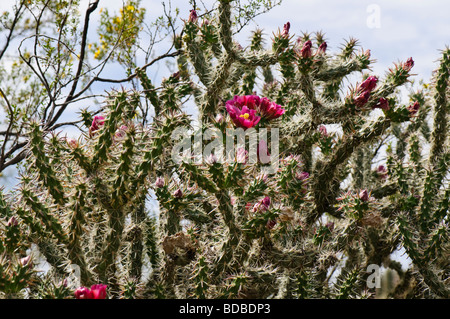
[0,1,448,299]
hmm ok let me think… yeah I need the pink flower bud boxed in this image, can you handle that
[301,40,312,58]
[215,113,224,123]
[7,216,18,227]
[281,22,290,38]
[318,125,328,136]
[377,165,388,179]
[155,177,164,188]
[317,42,327,55]
[188,9,198,23]
[90,284,107,299]
[407,101,420,115]
[373,97,390,110]
[66,138,78,149]
[359,189,369,202]
[261,196,271,209]
[354,90,371,107]
[19,256,32,268]
[358,76,378,93]
[115,125,128,138]
[377,165,387,174]
[74,286,93,299]
[296,171,310,180]
[403,57,414,71]
[174,189,183,198]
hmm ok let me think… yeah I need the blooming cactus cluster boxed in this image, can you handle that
[0,1,449,300]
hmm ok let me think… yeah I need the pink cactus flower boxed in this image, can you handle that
[226,95,284,124]
[258,97,285,120]
[74,284,107,299]
[90,284,108,299]
[226,103,261,129]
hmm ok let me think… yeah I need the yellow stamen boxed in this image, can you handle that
[239,113,250,119]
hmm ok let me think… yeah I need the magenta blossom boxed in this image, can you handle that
[154,177,164,188]
[226,95,285,128]
[74,286,92,299]
[258,97,285,120]
[90,284,108,299]
[75,284,107,299]
[226,103,261,129]
[173,189,183,198]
